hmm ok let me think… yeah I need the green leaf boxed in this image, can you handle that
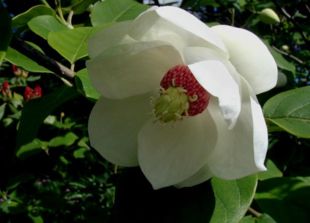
[71,0,98,14]
[264,41,295,74]
[0,6,12,65]
[0,103,6,120]
[48,27,93,63]
[28,15,68,40]
[48,132,78,147]
[210,175,258,223]
[255,177,310,223]
[12,5,54,28]
[90,0,149,26]
[75,68,100,100]
[16,86,79,148]
[240,214,277,223]
[5,47,51,73]
[263,86,310,138]
[73,148,88,159]
[258,160,282,181]
[16,138,48,159]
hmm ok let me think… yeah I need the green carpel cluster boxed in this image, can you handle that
[154,87,189,123]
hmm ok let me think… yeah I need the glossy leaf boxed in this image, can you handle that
[75,68,100,100]
[16,86,79,148]
[48,132,78,147]
[264,41,295,74]
[28,15,67,39]
[16,138,48,159]
[264,86,310,138]
[258,160,283,181]
[12,5,54,28]
[71,0,98,14]
[0,103,6,120]
[210,175,258,223]
[5,47,51,73]
[48,27,93,63]
[240,214,277,223]
[0,5,12,65]
[255,177,310,223]
[90,0,149,26]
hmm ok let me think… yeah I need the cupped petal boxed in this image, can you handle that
[88,21,132,59]
[189,60,241,128]
[175,164,212,188]
[183,46,229,65]
[206,77,268,179]
[211,25,277,94]
[130,6,227,55]
[88,93,153,167]
[86,40,184,99]
[138,112,217,189]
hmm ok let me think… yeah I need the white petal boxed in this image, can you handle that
[88,93,152,167]
[175,164,212,188]
[138,112,217,189]
[130,6,227,55]
[206,77,268,179]
[86,40,183,99]
[189,60,241,128]
[183,46,228,65]
[88,21,132,58]
[211,25,278,94]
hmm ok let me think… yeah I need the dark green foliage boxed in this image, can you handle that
[0,0,309,222]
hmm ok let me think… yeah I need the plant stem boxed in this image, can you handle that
[11,37,75,80]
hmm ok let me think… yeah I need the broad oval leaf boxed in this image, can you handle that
[48,27,93,63]
[75,68,100,100]
[258,160,283,181]
[48,132,78,147]
[12,5,54,28]
[264,41,295,74]
[5,47,51,73]
[28,15,68,40]
[263,86,310,138]
[90,0,149,26]
[255,177,310,223]
[210,175,258,223]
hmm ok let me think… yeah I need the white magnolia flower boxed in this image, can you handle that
[86,6,278,189]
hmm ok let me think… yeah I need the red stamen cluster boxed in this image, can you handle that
[160,65,210,116]
[24,85,42,101]
[1,81,11,97]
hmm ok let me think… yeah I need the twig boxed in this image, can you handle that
[272,46,305,65]
[248,207,262,217]
[11,37,75,79]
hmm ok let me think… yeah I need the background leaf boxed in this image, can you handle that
[16,86,79,148]
[258,160,283,181]
[210,175,258,223]
[12,5,54,28]
[0,5,12,65]
[5,47,52,73]
[28,15,68,40]
[75,68,100,100]
[255,177,310,223]
[90,0,149,26]
[48,27,93,63]
[264,86,310,138]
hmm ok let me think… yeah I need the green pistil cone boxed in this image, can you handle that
[154,87,189,123]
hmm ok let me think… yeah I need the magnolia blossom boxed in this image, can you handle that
[86,6,277,189]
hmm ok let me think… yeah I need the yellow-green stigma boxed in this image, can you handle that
[154,87,189,123]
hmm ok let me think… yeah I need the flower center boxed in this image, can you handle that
[154,65,210,122]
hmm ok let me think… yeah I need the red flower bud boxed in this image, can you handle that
[24,85,42,101]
